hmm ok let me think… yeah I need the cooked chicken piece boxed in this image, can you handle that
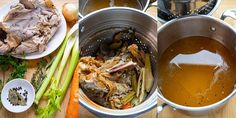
[79,56,103,67]
[20,0,37,9]
[109,83,132,108]
[128,44,145,67]
[79,43,145,109]
[0,41,10,53]
[0,0,61,54]
[79,57,114,98]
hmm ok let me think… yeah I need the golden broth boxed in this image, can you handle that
[82,0,142,15]
[158,36,236,107]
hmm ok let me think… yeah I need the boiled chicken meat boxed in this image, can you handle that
[0,0,61,54]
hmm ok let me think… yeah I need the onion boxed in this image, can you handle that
[62,3,78,24]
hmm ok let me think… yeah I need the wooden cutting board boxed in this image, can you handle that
[158,0,236,118]
[0,0,77,118]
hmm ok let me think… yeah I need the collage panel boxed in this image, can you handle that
[157,0,236,118]
[78,0,157,118]
[0,0,79,118]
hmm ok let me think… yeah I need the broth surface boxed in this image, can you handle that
[158,36,236,107]
[83,0,142,15]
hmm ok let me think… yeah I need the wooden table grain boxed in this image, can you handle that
[158,0,236,118]
[0,0,77,118]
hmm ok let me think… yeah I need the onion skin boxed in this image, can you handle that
[62,3,78,25]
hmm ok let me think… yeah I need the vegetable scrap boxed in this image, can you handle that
[79,28,154,109]
[36,24,79,118]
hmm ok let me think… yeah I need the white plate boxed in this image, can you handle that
[0,0,67,60]
[1,79,35,113]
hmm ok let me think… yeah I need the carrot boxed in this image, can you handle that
[122,102,132,109]
[66,64,79,118]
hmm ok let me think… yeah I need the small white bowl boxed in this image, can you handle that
[1,79,35,113]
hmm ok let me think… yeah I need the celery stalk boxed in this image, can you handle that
[136,69,143,97]
[55,37,79,108]
[34,23,78,105]
[44,32,76,96]
[139,68,146,102]
[121,91,135,105]
[34,36,68,105]
[145,53,154,92]
[131,71,137,92]
[38,31,79,118]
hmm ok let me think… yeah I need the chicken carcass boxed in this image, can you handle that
[0,0,61,54]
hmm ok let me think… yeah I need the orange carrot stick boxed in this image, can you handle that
[66,64,79,118]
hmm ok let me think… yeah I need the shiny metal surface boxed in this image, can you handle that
[164,0,202,16]
[79,0,151,17]
[157,103,168,114]
[221,9,236,20]
[158,0,221,23]
[79,7,157,118]
[157,12,236,115]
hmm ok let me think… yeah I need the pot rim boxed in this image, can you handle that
[157,0,221,23]
[79,7,157,23]
[79,90,158,116]
[79,7,158,117]
[157,15,236,111]
[79,0,151,18]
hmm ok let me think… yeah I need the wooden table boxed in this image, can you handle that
[0,0,77,118]
[158,0,236,118]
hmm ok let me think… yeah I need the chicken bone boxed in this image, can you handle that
[106,61,137,73]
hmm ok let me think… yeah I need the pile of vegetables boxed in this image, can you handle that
[0,55,27,108]
[121,53,154,109]
[0,1,79,117]
[35,23,79,118]
[78,28,154,109]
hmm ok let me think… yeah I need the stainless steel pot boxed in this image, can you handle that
[157,9,236,116]
[79,0,157,17]
[79,7,158,118]
[157,0,221,23]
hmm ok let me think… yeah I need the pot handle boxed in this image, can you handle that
[220,9,236,20]
[157,103,168,115]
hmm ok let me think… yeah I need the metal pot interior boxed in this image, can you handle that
[79,0,150,16]
[79,8,157,117]
[158,15,236,57]
[157,0,221,23]
[157,15,236,111]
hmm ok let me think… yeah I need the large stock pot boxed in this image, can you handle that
[79,7,158,118]
[157,9,236,116]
